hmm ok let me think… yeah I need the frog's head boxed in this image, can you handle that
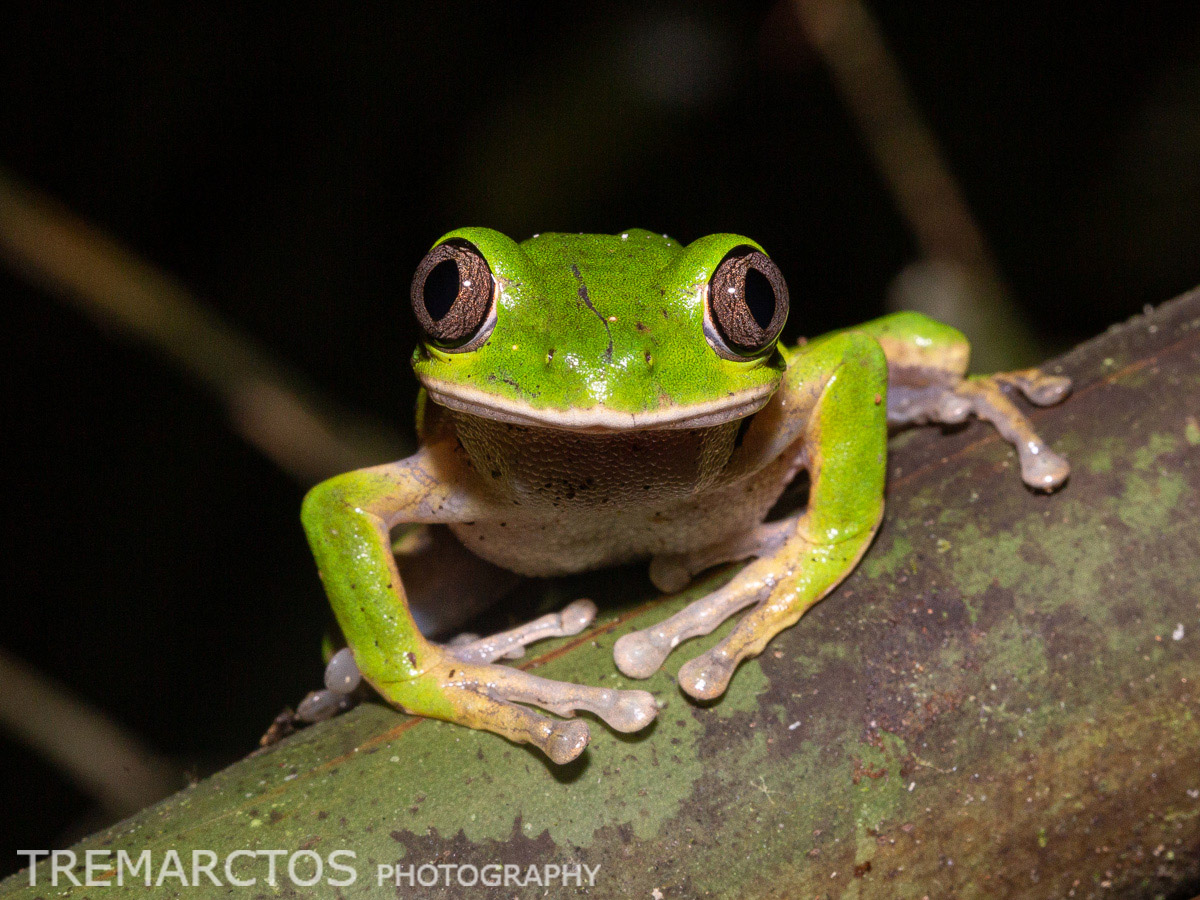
[409,227,788,430]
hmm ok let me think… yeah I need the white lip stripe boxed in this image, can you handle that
[421,378,776,431]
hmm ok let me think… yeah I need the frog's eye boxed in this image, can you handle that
[706,247,789,358]
[411,239,496,349]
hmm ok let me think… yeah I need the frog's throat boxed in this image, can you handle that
[420,378,775,431]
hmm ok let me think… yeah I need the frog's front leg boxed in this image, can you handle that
[301,445,656,763]
[859,311,1071,490]
[297,598,601,721]
[615,331,888,699]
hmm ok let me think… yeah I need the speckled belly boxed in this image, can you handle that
[444,411,800,576]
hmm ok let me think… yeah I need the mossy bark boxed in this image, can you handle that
[5,291,1199,900]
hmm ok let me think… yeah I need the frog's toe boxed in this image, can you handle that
[616,558,775,679]
[1025,375,1071,406]
[464,665,657,734]
[648,555,692,593]
[614,630,673,679]
[502,704,592,765]
[296,688,355,723]
[1019,445,1071,492]
[323,647,362,694]
[446,598,598,665]
[545,720,592,764]
[559,598,599,633]
[430,681,594,764]
[438,658,656,737]
[935,391,972,422]
[998,369,1072,406]
[378,654,656,763]
[288,649,363,727]
[677,650,738,701]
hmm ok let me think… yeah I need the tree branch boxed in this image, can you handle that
[0,168,404,483]
[3,290,1198,899]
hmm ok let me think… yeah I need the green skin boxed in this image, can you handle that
[301,228,1071,764]
[411,229,784,423]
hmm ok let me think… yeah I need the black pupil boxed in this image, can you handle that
[744,267,776,331]
[423,259,460,321]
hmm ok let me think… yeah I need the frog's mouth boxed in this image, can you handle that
[420,378,776,431]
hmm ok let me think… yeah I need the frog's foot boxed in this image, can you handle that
[618,523,875,700]
[445,599,597,664]
[296,647,364,724]
[298,602,638,762]
[991,368,1073,406]
[615,555,777,680]
[382,652,658,764]
[648,518,798,594]
[889,368,1071,491]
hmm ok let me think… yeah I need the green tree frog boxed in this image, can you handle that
[298,228,1070,764]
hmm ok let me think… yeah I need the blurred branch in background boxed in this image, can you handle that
[0,165,410,840]
[7,291,1196,898]
[0,167,405,484]
[0,649,179,825]
[790,0,1043,369]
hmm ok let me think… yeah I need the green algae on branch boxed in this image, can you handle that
[3,291,1200,900]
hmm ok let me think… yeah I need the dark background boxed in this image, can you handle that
[3,2,1199,876]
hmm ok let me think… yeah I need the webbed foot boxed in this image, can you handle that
[302,600,655,763]
[397,654,657,763]
[619,521,874,701]
[616,555,775,681]
[889,367,1071,491]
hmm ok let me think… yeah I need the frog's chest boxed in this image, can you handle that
[443,411,801,576]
